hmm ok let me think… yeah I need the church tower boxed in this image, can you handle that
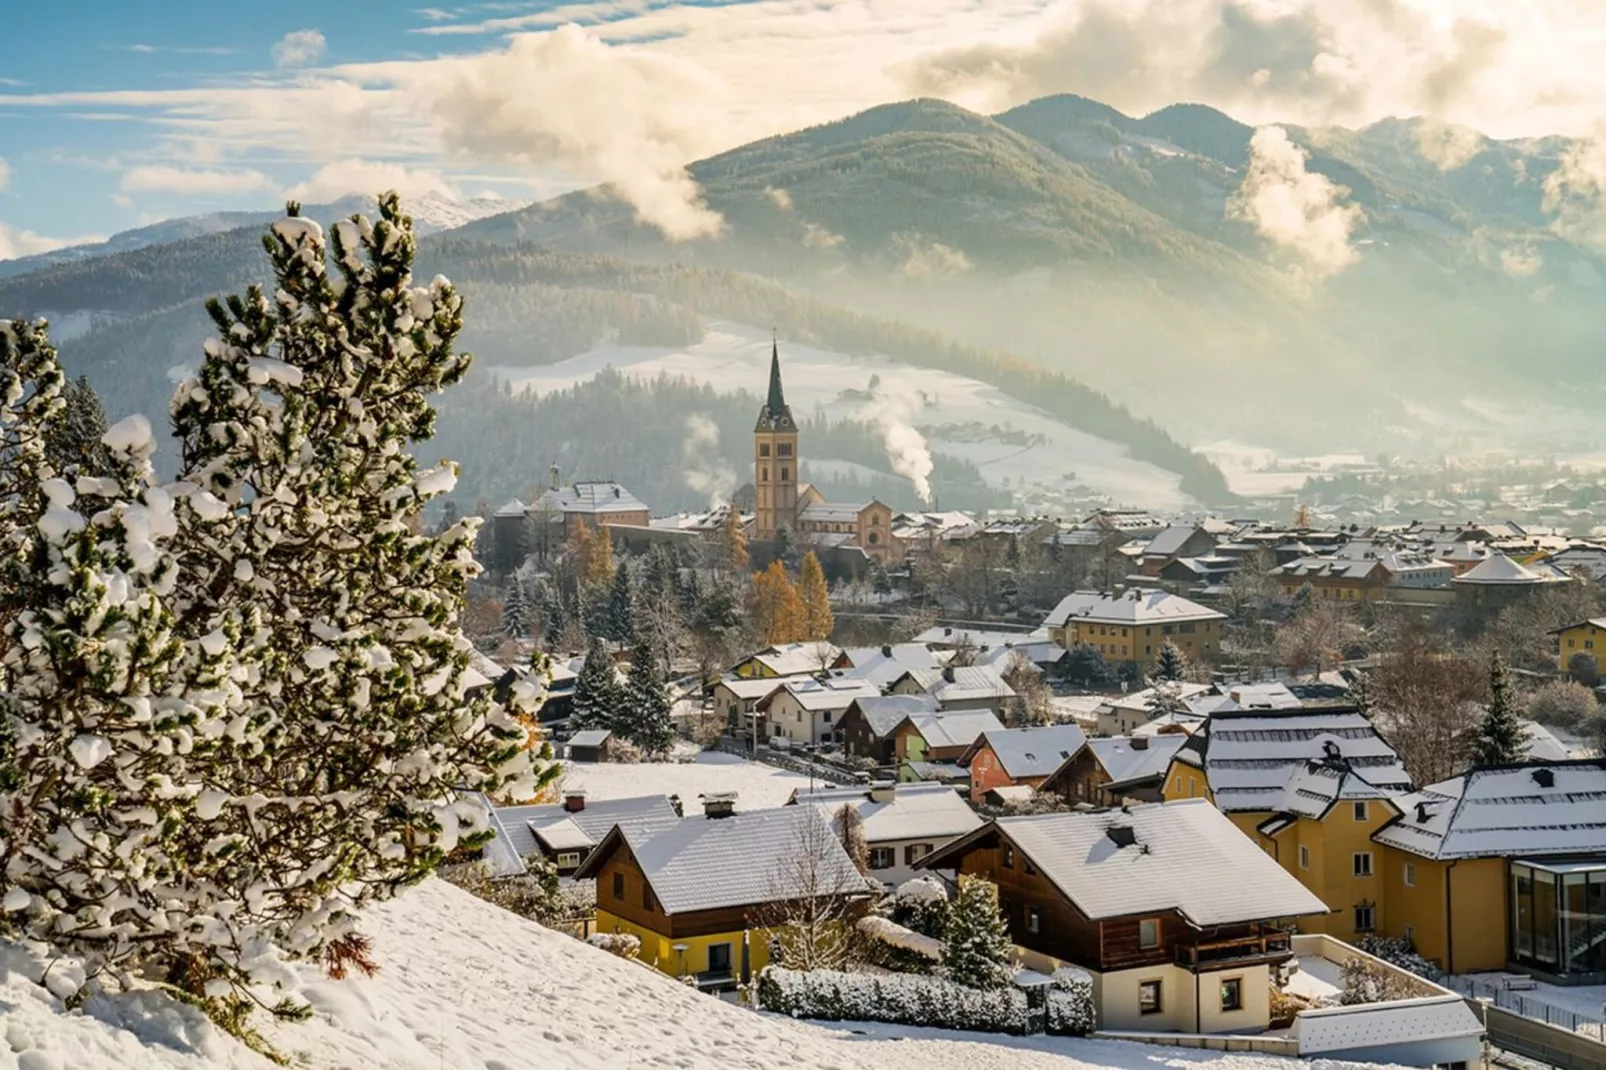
[753,339,799,540]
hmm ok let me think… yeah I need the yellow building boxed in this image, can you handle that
[1163,707,1415,941]
[573,802,872,986]
[1551,616,1606,674]
[1372,760,1606,979]
[1044,588,1226,668]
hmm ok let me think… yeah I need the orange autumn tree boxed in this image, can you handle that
[751,560,806,644]
[799,551,833,641]
[722,507,749,573]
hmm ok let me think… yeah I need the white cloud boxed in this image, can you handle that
[272,29,327,68]
[1544,128,1606,252]
[119,165,277,195]
[765,186,792,211]
[1228,125,1363,279]
[892,232,972,276]
[287,159,459,203]
[0,224,98,261]
[801,221,844,249]
[1413,118,1485,171]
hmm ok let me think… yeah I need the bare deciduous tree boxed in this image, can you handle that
[751,811,867,972]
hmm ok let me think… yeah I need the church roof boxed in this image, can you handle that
[754,340,797,433]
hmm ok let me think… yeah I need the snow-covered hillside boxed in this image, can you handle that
[1,877,1413,1070]
[487,323,1191,510]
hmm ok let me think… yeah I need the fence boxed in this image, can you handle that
[1447,977,1606,1038]
[713,736,861,786]
[1474,1004,1606,1070]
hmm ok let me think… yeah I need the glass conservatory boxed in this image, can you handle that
[1511,859,1606,979]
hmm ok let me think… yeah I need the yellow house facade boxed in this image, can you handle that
[1044,589,1225,668]
[1252,785,1400,945]
[1552,617,1606,673]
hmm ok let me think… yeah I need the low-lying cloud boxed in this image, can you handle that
[1543,130,1606,252]
[893,232,972,277]
[682,414,738,506]
[119,166,276,196]
[286,159,458,204]
[1228,126,1362,279]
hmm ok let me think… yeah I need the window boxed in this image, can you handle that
[1298,845,1310,870]
[1404,862,1416,887]
[868,847,895,870]
[760,466,768,482]
[1024,858,1038,876]
[1028,907,1041,933]
[1354,852,1374,877]
[759,443,771,457]
[707,942,733,977]
[905,843,932,866]
[1139,918,1160,949]
[1138,980,1163,1015]
[1220,977,1243,1011]
[1353,801,1369,822]
[612,872,625,900]
[777,443,792,457]
[1179,622,1196,634]
[780,466,789,482]
[822,710,832,723]
[556,851,582,869]
[1002,845,1014,869]
[1354,905,1376,932]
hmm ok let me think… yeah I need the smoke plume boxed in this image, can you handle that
[682,414,737,506]
[860,392,934,505]
[1228,125,1363,279]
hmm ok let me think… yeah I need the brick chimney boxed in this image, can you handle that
[563,789,587,812]
[1130,736,1149,751]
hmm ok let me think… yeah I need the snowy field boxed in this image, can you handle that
[555,751,816,814]
[0,876,1419,1070]
[485,322,1190,510]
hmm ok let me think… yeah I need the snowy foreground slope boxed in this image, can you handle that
[2,878,1414,1070]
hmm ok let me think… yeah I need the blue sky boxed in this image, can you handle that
[5,0,1606,257]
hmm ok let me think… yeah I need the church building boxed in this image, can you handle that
[754,343,899,566]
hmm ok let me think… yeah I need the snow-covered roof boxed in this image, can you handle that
[910,625,1045,650]
[737,641,841,677]
[1274,760,1399,820]
[930,800,1329,926]
[597,806,873,915]
[1372,759,1606,860]
[1523,720,1596,761]
[838,644,946,688]
[494,498,527,517]
[1044,588,1225,629]
[1101,681,1212,715]
[1295,995,1485,1055]
[536,480,648,517]
[1085,735,1188,788]
[799,501,873,524]
[490,794,682,860]
[906,709,1006,751]
[1143,524,1210,559]
[967,724,1088,780]
[1179,708,1412,813]
[567,729,612,748]
[760,675,882,713]
[847,694,942,737]
[1453,551,1564,585]
[793,782,983,843]
[711,676,788,700]
[896,665,1016,703]
[984,785,1037,803]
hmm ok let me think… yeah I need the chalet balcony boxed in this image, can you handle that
[1176,929,1295,970]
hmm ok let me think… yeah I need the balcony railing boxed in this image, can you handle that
[1176,931,1294,969]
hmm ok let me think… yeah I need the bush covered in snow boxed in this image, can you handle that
[880,876,950,939]
[757,966,1029,1034]
[1353,935,1446,984]
[856,915,942,973]
[587,932,642,959]
[0,196,553,1047]
[1046,967,1095,1036]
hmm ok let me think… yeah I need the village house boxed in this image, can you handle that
[1139,524,1222,577]
[1039,734,1189,807]
[1550,616,1606,674]
[708,676,789,743]
[961,724,1088,803]
[1372,758,1606,979]
[1451,552,1572,612]
[832,643,949,690]
[528,475,652,534]
[917,800,1329,1033]
[754,675,882,747]
[729,641,841,679]
[1091,682,1213,736]
[791,781,982,888]
[484,790,682,877]
[1044,589,1225,669]
[888,664,1017,712]
[837,695,1003,766]
[1163,707,1413,944]
[576,802,874,987]
[1272,547,1452,604]
[564,729,614,763]
[895,709,1008,773]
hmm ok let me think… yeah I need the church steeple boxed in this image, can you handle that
[755,334,797,433]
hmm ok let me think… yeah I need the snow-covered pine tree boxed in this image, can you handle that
[607,562,634,644]
[1153,640,1187,682]
[942,876,1015,990]
[42,374,112,478]
[503,573,531,638]
[540,581,568,650]
[158,196,550,997]
[571,637,623,731]
[1470,651,1528,766]
[620,632,675,757]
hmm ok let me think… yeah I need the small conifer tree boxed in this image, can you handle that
[620,633,676,757]
[943,875,1016,989]
[1470,652,1529,766]
[1154,640,1187,682]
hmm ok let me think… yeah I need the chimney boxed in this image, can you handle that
[1130,736,1149,751]
[942,666,956,683]
[869,781,895,803]
[562,789,587,813]
[881,644,893,658]
[702,791,738,819]
[549,464,560,491]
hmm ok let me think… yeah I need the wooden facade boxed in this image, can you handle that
[940,826,1294,976]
